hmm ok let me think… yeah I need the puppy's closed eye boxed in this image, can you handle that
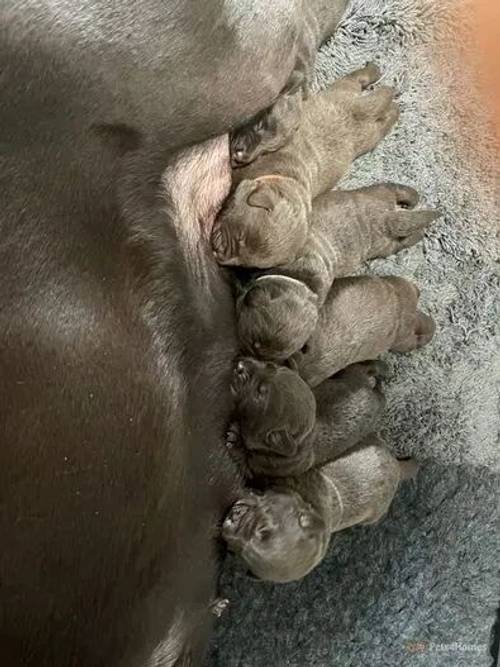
[256,526,272,541]
[265,429,298,456]
[255,382,270,401]
[298,513,313,529]
[246,185,275,212]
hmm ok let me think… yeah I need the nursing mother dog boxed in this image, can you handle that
[0,1,349,665]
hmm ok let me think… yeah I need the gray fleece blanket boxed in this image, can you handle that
[209,1,500,665]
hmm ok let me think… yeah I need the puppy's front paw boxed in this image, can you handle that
[226,422,242,450]
[209,598,230,618]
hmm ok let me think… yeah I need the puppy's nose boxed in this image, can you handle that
[231,143,249,167]
[236,360,247,375]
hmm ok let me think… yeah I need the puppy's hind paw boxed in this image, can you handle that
[389,209,442,242]
[347,62,382,90]
[397,457,420,480]
[415,311,436,348]
[387,183,420,209]
[354,85,395,120]
[377,100,400,134]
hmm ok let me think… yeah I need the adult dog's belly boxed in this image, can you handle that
[0,134,240,667]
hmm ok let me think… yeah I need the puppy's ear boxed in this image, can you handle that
[265,429,298,456]
[246,184,275,212]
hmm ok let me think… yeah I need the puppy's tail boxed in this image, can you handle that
[397,457,420,481]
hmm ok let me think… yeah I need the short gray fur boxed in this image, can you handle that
[209,1,500,665]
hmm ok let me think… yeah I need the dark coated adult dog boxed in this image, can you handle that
[0,1,348,665]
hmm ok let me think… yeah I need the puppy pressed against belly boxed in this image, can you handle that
[228,358,385,478]
[213,64,400,268]
[237,183,440,360]
[223,437,418,583]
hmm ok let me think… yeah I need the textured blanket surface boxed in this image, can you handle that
[209,1,500,665]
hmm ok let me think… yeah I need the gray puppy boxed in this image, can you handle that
[237,183,440,359]
[223,436,417,582]
[213,64,400,268]
[228,357,385,478]
[230,0,349,167]
[292,275,436,387]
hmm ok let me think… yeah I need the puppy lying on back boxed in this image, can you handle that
[228,357,385,478]
[230,0,349,167]
[222,436,418,582]
[213,64,399,268]
[237,183,440,359]
[292,275,436,387]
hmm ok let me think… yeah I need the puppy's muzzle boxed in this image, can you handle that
[230,359,252,395]
[222,499,258,541]
[211,223,234,263]
[231,143,251,168]
[230,132,256,168]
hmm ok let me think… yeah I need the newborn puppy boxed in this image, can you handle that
[292,275,436,387]
[230,0,349,167]
[222,436,417,582]
[237,183,440,359]
[213,64,399,268]
[228,357,316,478]
[228,358,385,477]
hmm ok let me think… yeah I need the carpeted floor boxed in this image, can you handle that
[208,1,500,665]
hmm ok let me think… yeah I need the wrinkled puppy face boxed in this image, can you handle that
[211,178,308,269]
[231,357,316,457]
[237,276,319,360]
[230,93,303,167]
[222,489,329,582]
